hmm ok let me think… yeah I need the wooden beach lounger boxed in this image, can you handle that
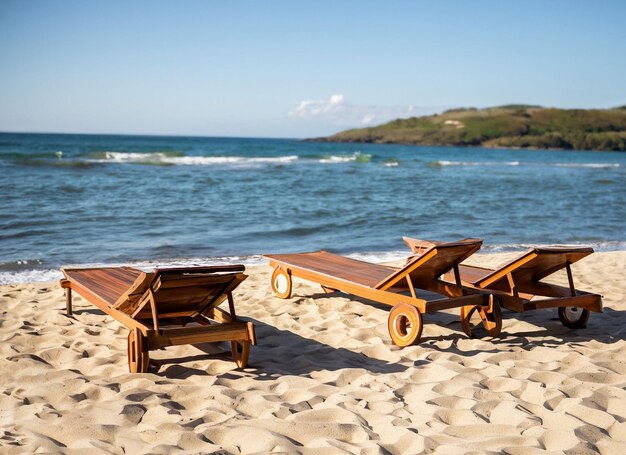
[403,237,603,329]
[264,239,502,347]
[60,265,256,373]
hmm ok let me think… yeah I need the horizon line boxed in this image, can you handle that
[0,130,303,141]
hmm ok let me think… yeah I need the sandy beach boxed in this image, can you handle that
[1,251,625,454]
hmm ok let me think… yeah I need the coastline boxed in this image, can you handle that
[1,252,625,453]
[310,106,626,152]
[307,137,623,152]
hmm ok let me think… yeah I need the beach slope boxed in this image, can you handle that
[1,252,625,453]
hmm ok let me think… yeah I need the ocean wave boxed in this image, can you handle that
[87,151,182,164]
[432,160,620,169]
[0,252,408,284]
[383,158,400,167]
[318,152,372,163]
[0,268,63,284]
[2,241,626,284]
[84,151,379,166]
[434,160,521,166]
[346,250,408,263]
[481,240,626,252]
[0,255,266,284]
[165,155,300,165]
[85,151,301,166]
[553,163,621,169]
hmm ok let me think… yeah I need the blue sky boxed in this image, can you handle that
[1,1,625,138]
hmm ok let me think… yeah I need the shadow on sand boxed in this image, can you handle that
[152,318,408,379]
[70,290,625,379]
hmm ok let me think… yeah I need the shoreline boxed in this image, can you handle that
[3,245,626,285]
[1,251,625,452]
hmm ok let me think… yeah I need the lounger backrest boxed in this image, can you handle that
[376,238,483,290]
[114,271,155,313]
[475,247,594,288]
[114,265,247,318]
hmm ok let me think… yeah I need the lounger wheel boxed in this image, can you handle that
[271,267,292,299]
[388,303,423,347]
[231,340,251,368]
[460,295,503,339]
[127,328,149,373]
[558,306,590,329]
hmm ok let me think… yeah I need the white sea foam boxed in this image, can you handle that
[161,155,299,165]
[436,160,521,166]
[84,151,393,167]
[553,162,621,168]
[0,268,63,285]
[318,152,372,163]
[435,160,620,168]
[346,250,408,264]
[89,152,300,166]
[2,241,625,285]
[319,156,353,163]
[482,240,626,252]
[92,151,170,163]
[0,256,267,285]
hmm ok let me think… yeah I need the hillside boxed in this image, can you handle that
[314,106,626,151]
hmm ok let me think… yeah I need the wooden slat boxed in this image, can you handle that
[265,251,395,287]
[522,294,603,312]
[398,238,482,287]
[477,248,594,288]
[444,264,493,286]
[62,267,143,305]
[155,265,245,275]
[377,241,482,290]
[147,322,252,349]
[153,274,239,291]
[423,294,487,313]
[60,278,150,333]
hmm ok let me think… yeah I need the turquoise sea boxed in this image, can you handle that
[1,132,624,283]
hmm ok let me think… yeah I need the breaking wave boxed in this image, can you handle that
[83,151,375,166]
[318,151,372,163]
[553,162,621,168]
[86,151,300,166]
[432,160,620,168]
[4,240,624,284]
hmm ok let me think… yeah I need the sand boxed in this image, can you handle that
[0,252,625,454]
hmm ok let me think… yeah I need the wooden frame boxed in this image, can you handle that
[403,237,603,329]
[60,265,255,373]
[264,238,502,347]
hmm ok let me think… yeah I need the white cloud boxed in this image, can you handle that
[288,94,428,126]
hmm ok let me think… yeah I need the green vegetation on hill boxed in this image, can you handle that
[314,106,626,151]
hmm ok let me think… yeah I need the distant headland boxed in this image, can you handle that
[311,105,626,151]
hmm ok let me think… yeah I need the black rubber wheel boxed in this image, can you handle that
[558,306,590,329]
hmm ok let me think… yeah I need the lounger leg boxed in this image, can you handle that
[127,328,150,373]
[558,263,590,329]
[231,340,250,368]
[460,295,502,338]
[66,287,72,316]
